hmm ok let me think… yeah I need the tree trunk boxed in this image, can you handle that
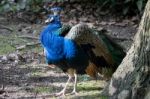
[102,0,150,99]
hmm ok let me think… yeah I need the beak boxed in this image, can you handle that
[45,19,51,24]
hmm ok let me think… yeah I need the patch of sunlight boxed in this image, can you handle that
[67,89,108,99]
[30,72,44,77]
[77,80,106,91]
[61,80,108,99]
[33,86,53,93]
[28,69,45,77]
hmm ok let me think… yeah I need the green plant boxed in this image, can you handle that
[0,0,148,16]
[0,0,26,13]
[0,0,45,13]
[96,0,147,15]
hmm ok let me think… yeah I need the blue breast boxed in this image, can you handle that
[41,31,76,60]
[40,22,89,71]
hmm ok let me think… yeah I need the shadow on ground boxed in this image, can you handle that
[0,63,107,99]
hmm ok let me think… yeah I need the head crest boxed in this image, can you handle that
[50,7,62,11]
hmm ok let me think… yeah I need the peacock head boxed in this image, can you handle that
[50,7,62,15]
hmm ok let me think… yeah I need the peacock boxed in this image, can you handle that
[40,22,126,96]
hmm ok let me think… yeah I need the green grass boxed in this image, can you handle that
[64,80,108,99]
[0,25,42,55]
[78,81,103,91]
[19,64,108,99]
[33,86,53,93]
[0,35,16,54]
[29,70,44,77]
[31,79,108,99]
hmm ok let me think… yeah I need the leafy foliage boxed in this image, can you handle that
[0,0,45,13]
[0,0,148,15]
[96,0,148,15]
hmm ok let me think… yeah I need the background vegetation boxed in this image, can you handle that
[0,0,148,16]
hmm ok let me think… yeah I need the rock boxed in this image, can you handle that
[118,90,130,99]
[7,53,18,61]
[145,90,150,99]
[0,55,8,63]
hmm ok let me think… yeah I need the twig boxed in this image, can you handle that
[16,45,26,50]
[16,42,40,50]
[26,42,40,46]
[0,25,13,32]
[18,35,39,40]
[112,37,133,41]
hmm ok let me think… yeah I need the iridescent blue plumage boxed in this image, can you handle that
[40,14,88,73]
[48,15,61,25]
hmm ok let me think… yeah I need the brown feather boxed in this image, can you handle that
[67,68,76,77]
[85,61,99,78]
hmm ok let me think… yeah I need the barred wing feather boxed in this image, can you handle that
[65,23,125,72]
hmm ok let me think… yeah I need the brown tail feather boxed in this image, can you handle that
[85,61,115,80]
[85,61,100,78]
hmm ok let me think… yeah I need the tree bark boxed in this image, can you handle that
[102,0,150,99]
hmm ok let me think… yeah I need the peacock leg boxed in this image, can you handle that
[71,73,78,95]
[55,75,72,96]
[43,48,46,56]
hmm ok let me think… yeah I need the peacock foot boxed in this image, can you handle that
[70,90,78,95]
[54,90,66,97]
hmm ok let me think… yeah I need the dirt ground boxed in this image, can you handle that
[0,63,108,99]
[0,10,138,99]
